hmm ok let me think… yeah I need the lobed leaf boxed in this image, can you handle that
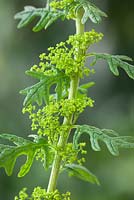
[90,53,134,79]
[64,164,100,185]
[28,135,53,169]
[20,79,50,106]
[76,1,107,24]
[14,6,64,32]
[73,125,134,156]
[20,71,69,106]
[0,134,50,177]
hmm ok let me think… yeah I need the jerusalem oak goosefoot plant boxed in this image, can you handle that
[0,0,134,199]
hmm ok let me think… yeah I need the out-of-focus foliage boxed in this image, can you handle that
[0,0,134,200]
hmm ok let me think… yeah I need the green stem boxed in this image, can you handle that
[76,12,84,34]
[47,12,84,193]
[46,0,50,9]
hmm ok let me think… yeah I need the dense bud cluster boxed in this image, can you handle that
[23,95,94,145]
[14,187,71,200]
[68,30,103,50]
[59,97,94,118]
[59,142,87,165]
[58,143,78,164]
[50,0,74,10]
[30,30,103,77]
[50,0,77,19]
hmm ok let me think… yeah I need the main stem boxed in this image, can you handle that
[47,12,84,193]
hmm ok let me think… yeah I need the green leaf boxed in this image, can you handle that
[73,125,134,156]
[20,79,50,106]
[0,134,49,177]
[0,133,31,146]
[90,53,134,79]
[20,71,69,106]
[78,82,95,94]
[25,70,46,79]
[64,164,100,185]
[76,1,107,24]
[28,135,53,170]
[14,6,64,32]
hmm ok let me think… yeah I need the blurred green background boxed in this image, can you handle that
[0,0,134,199]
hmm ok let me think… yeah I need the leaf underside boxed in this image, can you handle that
[90,53,134,79]
[0,134,49,177]
[20,70,69,106]
[81,1,107,24]
[73,125,134,156]
[65,164,100,185]
[14,6,64,32]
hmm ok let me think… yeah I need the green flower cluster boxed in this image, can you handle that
[23,104,69,145]
[58,142,87,165]
[50,0,77,19]
[50,0,74,10]
[58,143,78,164]
[68,30,103,51]
[31,30,103,77]
[23,96,94,144]
[14,187,71,200]
[14,188,28,200]
[59,97,94,118]
[77,142,87,165]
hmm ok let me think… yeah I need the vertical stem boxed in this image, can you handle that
[76,11,85,34]
[47,12,84,193]
[46,0,50,9]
